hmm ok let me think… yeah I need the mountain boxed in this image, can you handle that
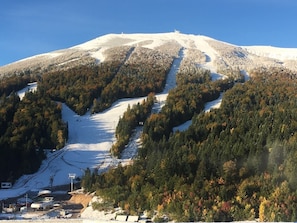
[2,33,297,222]
[1,32,297,78]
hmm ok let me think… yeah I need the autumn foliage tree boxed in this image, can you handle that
[83,67,297,222]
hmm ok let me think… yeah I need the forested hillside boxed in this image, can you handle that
[0,75,68,182]
[82,67,297,222]
[0,44,176,183]
[38,46,175,115]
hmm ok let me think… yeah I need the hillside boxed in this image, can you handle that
[1,32,297,222]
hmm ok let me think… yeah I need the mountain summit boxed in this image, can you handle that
[1,32,297,77]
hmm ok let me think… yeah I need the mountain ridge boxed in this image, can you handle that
[1,32,297,78]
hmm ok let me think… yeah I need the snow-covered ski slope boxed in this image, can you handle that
[0,96,149,200]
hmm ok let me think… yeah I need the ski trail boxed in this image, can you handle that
[163,47,184,93]
[154,48,184,112]
[121,48,185,160]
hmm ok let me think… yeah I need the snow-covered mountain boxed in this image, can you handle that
[1,32,297,77]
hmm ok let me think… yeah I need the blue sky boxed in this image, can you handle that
[1,0,297,66]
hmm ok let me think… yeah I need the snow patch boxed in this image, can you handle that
[241,70,250,81]
[204,93,223,113]
[17,82,37,100]
[173,120,192,132]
